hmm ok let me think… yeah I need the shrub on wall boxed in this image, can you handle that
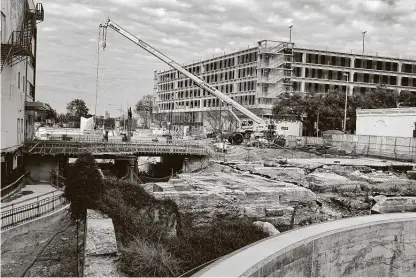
[64,153,103,221]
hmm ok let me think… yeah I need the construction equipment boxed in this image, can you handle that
[98,18,281,145]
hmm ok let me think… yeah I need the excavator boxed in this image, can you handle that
[99,18,285,146]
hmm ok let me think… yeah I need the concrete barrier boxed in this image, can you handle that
[83,209,121,277]
[1,204,69,246]
[193,213,416,277]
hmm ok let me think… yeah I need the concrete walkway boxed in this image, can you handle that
[1,184,59,209]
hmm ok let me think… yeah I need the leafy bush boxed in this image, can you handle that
[97,177,268,276]
[97,177,180,244]
[64,153,103,220]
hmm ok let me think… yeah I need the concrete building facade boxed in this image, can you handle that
[153,40,416,134]
[356,107,416,138]
[1,0,45,186]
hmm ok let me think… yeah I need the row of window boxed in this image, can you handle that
[294,67,416,87]
[158,95,256,110]
[293,52,416,73]
[159,80,257,101]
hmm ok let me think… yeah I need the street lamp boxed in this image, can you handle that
[343,73,349,133]
[362,31,367,54]
[289,25,293,43]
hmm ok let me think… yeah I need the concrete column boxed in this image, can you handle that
[350,57,355,68]
[397,62,402,88]
[130,157,138,183]
[300,81,306,93]
[349,71,354,95]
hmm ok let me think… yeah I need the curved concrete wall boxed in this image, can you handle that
[193,213,416,277]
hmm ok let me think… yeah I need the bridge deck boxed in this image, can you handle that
[24,140,208,156]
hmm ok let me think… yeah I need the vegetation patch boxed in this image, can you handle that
[65,155,268,276]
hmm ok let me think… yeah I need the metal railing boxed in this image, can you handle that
[294,42,416,61]
[50,171,66,189]
[1,190,67,230]
[24,140,209,156]
[1,170,30,199]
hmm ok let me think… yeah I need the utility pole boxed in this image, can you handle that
[362,31,367,54]
[289,25,293,43]
[316,111,320,138]
[343,73,349,133]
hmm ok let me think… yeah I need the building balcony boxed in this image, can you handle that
[25,101,51,112]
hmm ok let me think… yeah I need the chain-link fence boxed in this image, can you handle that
[285,134,416,162]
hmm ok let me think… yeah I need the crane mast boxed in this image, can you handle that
[99,18,266,126]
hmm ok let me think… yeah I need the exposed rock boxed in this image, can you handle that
[252,167,305,184]
[371,196,416,213]
[407,170,416,180]
[252,221,280,236]
[264,161,278,167]
[151,171,316,228]
[306,172,363,193]
[244,207,266,218]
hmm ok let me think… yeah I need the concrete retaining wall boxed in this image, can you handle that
[193,213,416,277]
[1,204,69,246]
[83,209,121,277]
[25,155,58,182]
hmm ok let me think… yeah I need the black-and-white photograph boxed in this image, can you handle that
[1,0,416,277]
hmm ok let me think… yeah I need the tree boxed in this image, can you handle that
[398,90,416,107]
[273,91,323,136]
[273,85,400,135]
[57,113,67,123]
[135,95,154,129]
[205,108,237,136]
[66,99,89,119]
[64,154,103,221]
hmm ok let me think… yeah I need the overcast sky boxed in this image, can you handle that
[36,0,416,116]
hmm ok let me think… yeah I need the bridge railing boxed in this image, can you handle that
[1,190,67,230]
[24,140,209,155]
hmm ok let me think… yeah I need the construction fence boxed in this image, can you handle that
[285,134,416,161]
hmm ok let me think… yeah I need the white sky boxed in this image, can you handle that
[35,0,416,116]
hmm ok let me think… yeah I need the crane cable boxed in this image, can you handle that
[94,26,101,120]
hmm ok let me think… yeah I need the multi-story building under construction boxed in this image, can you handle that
[153,40,416,134]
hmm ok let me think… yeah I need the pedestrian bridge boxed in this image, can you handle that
[24,140,208,157]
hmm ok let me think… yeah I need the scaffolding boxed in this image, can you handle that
[24,140,209,156]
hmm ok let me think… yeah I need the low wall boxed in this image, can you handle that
[193,213,416,277]
[1,205,69,246]
[83,209,121,277]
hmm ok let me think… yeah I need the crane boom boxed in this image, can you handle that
[100,18,265,125]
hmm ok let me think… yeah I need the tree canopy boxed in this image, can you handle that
[66,99,89,119]
[272,85,405,136]
[64,154,103,221]
[135,95,154,128]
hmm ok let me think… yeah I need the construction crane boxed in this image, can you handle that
[99,18,280,145]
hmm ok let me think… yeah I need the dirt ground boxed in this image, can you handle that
[1,215,80,277]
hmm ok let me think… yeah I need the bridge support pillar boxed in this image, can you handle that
[114,156,137,180]
[183,155,208,173]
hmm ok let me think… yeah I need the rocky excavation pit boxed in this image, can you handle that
[150,156,416,232]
